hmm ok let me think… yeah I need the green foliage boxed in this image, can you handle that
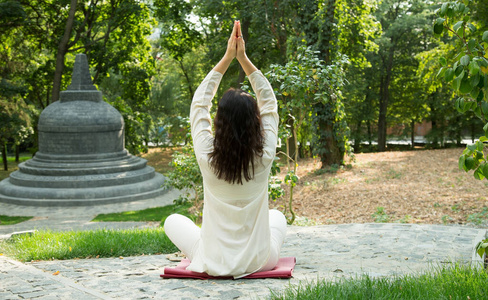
[434,0,488,180]
[153,0,202,61]
[475,238,488,260]
[268,158,285,202]
[0,0,156,154]
[107,97,150,154]
[0,99,33,144]
[284,171,299,188]
[442,214,453,224]
[467,206,488,225]
[0,228,177,262]
[269,264,488,299]
[194,0,293,84]
[397,215,412,224]
[267,45,350,166]
[165,144,203,207]
[314,164,340,175]
[372,206,390,223]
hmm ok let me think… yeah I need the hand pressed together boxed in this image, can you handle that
[225,20,246,60]
[214,20,256,76]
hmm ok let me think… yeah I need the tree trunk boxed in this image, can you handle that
[15,144,19,162]
[378,76,389,151]
[471,121,475,143]
[367,120,372,146]
[377,40,395,152]
[238,19,251,86]
[429,94,439,147]
[178,60,194,98]
[315,102,344,167]
[354,119,362,152]
[51,0,78,103]
[316,0,342,167]
[2,143,7,171]
[270,0,288,64]
[410,119,415,149]
[287,117,297,163]
[455,116,461,147]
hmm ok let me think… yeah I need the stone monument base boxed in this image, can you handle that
[0,150,168,207]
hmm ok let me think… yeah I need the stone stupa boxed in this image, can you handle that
[0,54,167,206]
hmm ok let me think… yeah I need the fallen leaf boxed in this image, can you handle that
[119,256,124,259]
[52,271,60,275]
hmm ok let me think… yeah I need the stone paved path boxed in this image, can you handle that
[0,193,486,299]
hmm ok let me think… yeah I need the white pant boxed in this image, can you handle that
[164,209,287,272]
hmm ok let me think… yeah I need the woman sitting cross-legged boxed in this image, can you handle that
[164,20,287,279]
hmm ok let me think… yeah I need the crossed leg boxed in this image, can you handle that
[163,214,201,260]
[163,209,287,270]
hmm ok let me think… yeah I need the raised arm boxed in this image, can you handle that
[236,21,258,76]
[213,21,239,74]
[190,21,241,156]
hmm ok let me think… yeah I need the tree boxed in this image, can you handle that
[433,0,488,179]
[368,0,436,151]
[153,0,202,99]
[266,46,348,220]
[0,99,32,170]
[292,0,376,164]
[194,0,294,87]
[1,0,156,154]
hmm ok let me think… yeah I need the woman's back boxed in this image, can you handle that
[187,69,278,277]
[164,20,286,279]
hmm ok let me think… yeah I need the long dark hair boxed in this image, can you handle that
[209,88,264,184]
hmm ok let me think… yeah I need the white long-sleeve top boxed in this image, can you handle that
[187,69,279,278]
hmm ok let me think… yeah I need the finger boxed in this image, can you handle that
[238,21,242,38]
[231,21,237,38]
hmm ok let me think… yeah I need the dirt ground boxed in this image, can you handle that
[142,147,488,227]
[273,148,488,226]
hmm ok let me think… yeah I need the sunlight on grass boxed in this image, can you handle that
[269,264,488,300]
[91,202,194,225]
[0,215,33,226]
[0,228,177,262]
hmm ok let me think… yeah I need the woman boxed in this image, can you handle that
[164,20,287,279]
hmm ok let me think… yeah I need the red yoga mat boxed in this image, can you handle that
[160,257,296,280]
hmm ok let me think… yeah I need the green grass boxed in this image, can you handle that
[0,203,195,261]
[372,207,390,223]
[467,207,488,225]
[269,264,488,299]
[0,228,177,262]
[0,215,33,225]
[91,202,194,225]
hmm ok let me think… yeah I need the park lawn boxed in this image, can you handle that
[0,215,33,226]
[91,202,195,225]
[269,264,488,300]
[0,228,177,262]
